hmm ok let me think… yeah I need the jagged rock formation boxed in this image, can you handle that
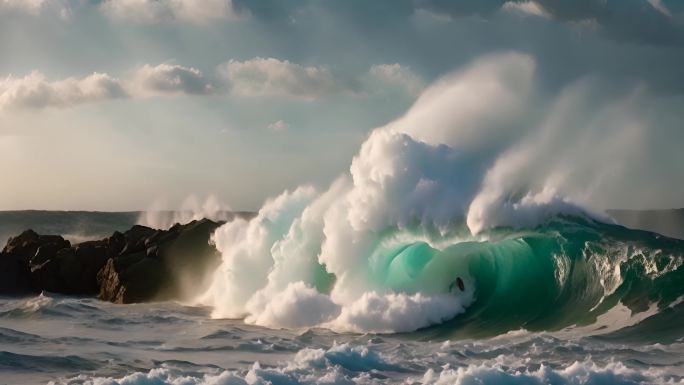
[0,219,222,303]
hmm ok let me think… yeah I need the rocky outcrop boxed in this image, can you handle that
[96,219,222,303]
[0,219,222,303]
[0,231,36,294]
[0,230,72,294]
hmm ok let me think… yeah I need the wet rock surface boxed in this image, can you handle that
[0,219,222,303]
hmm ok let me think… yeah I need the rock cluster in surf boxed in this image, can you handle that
[0,219,222,303]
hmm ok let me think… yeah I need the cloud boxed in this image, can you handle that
[267,120,289,131]
[2,0,681,45]
[0,0,70,18]
[0,64,212,110]
[0,59,424,110]
[647,0,672,17]
[230,0,307,22]
[417,0,505,18]
[0,71,127,110]
[513,0,679,43]
[501,1,551,18]
[0,0,46,14]
[218,57,339,100]
[232,0,682,45]
[219,58,424,100]
[423,0,681,44]
[99,0,237,23]
[368,64,425,96]
[129,63,214,96]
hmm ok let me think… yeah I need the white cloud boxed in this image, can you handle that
[0,64,214,110]
[100,0,236,23]
[0,0,70,18]
[0,0,45,14]
[218,57,339,100]
[129,63,214,96]
[0,59,426,110]
[646,0,672,18]
[368,64,424,96]
[501,1,551,19]
[219,58,423,100]
[267,120,289,131]
[0,71,127,110]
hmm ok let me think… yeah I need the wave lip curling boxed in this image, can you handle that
[198,52,682,335]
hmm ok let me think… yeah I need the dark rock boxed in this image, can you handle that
[26,238,112,295]
[1,228,120,296]
[31,242,69,266]
[17,231,70,263]
[0,230,71,295]
[146,245,159,258]
[0,251,32,294]
[97,258,124,303]
[120,225,157,255]
[29,252,64,293]
[38,234,69,246]
[118,257,168,303]
[97,219,222,303]
[106,231,126,255]
[96,249,166,304]
[3,229,70,264]
[159,219,223,285]
[64,244,110,294]
[2,229,39,255]
[1,219,223,303]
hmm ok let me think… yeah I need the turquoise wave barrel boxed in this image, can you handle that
[363,216,684,340]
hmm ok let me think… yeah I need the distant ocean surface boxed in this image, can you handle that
[0,211,140,248]
[1,210,683,384]
[2,209,681,246]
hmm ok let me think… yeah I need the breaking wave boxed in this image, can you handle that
[49,352,682,385]
[197,52,684,338]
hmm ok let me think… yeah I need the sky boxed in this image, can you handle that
[1,0,684,211]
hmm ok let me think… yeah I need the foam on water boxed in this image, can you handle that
[47,359,682,385]
[197,52,682,335]
[0,293,682,384]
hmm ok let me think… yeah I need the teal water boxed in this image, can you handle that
[0,212,683,384]
[360,216,684,341]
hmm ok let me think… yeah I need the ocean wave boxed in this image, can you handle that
[45,342,404,385]
[0,351,101,372]
[2,293,680,384]
[0,326,43,344]
[0,294,106,320]
[47,355,682,385]
[199,211,684,338]
[197,53,684,337]
[420,360,681,385]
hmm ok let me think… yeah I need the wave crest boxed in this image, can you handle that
[198,52,684,336]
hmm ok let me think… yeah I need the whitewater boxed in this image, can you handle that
[2,52,684,384]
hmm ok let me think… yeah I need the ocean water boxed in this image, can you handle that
[2,292,684,384]
[4,52,684,385]
[0,211,139,247]
[1,291,683,385]
[1,212,684,384]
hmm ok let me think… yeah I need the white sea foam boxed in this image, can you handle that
[138,194,233,230]
[50,357,679,385]
[199,52,671,333]
[420,360,677,385]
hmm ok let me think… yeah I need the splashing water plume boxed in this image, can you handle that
[198,53,684,335]
[138,195,233,229]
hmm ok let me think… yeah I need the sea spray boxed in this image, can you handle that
[138,194,234,230]
[198,52,684,335]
